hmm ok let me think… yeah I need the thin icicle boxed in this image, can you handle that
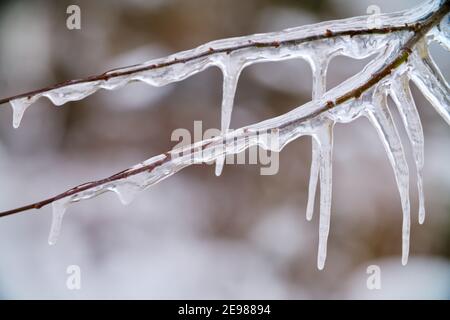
[366,86,410,265]
[306,142,320,221]
[390,73,426,224]
[215,57,244,176]
[409,41,450,125]
[48,199,68,245]
[316,122,334,270]
[305,54,330,221]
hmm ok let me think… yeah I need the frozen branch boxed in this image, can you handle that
[0,0,449,270]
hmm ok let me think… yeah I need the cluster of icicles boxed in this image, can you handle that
[8,0,450,269]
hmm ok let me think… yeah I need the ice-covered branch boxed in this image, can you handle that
[1,0,449,270]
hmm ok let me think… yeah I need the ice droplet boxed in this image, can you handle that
[10,98,32,129]
[430,13,450,52]
[48,199,68,245]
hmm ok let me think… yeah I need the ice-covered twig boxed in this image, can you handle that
[0,0,449,270]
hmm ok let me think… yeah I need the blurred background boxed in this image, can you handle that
[0,0,449,299]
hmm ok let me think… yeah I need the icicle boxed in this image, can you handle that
[365,86,410,265]
[10,98,32,129]
[306,142,320,221]
[390,74,426,224]
[305,54,330,221]
[48,199,68,245]
[409,41,450,125]
[215,57,244,176]
[316,121,334,270]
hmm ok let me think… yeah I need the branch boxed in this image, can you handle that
[0,0,448,219]
[0,26,415,106]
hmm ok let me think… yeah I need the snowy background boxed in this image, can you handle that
[0,0,449,299]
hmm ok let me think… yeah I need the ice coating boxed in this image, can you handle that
[112,183,141,205]
[1,0,447,268]
[430,12,450,51]
[41,23,449,268]
[409,40,450,125]
[8,0,442,128]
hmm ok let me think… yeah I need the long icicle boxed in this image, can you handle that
[306,54,330,221]
[316,120,334,270]
[390,73,426,224]
[215,58,244,176]
[366,86,411,265]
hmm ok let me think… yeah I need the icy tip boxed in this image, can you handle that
[12,120,20,129]
[215,159,225,176]
[418,207,425,225]
[306,208,314,221]
[317,257,326,270]
[401,255,408,266]
[10,99,30,129]
[317,262,325,271]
